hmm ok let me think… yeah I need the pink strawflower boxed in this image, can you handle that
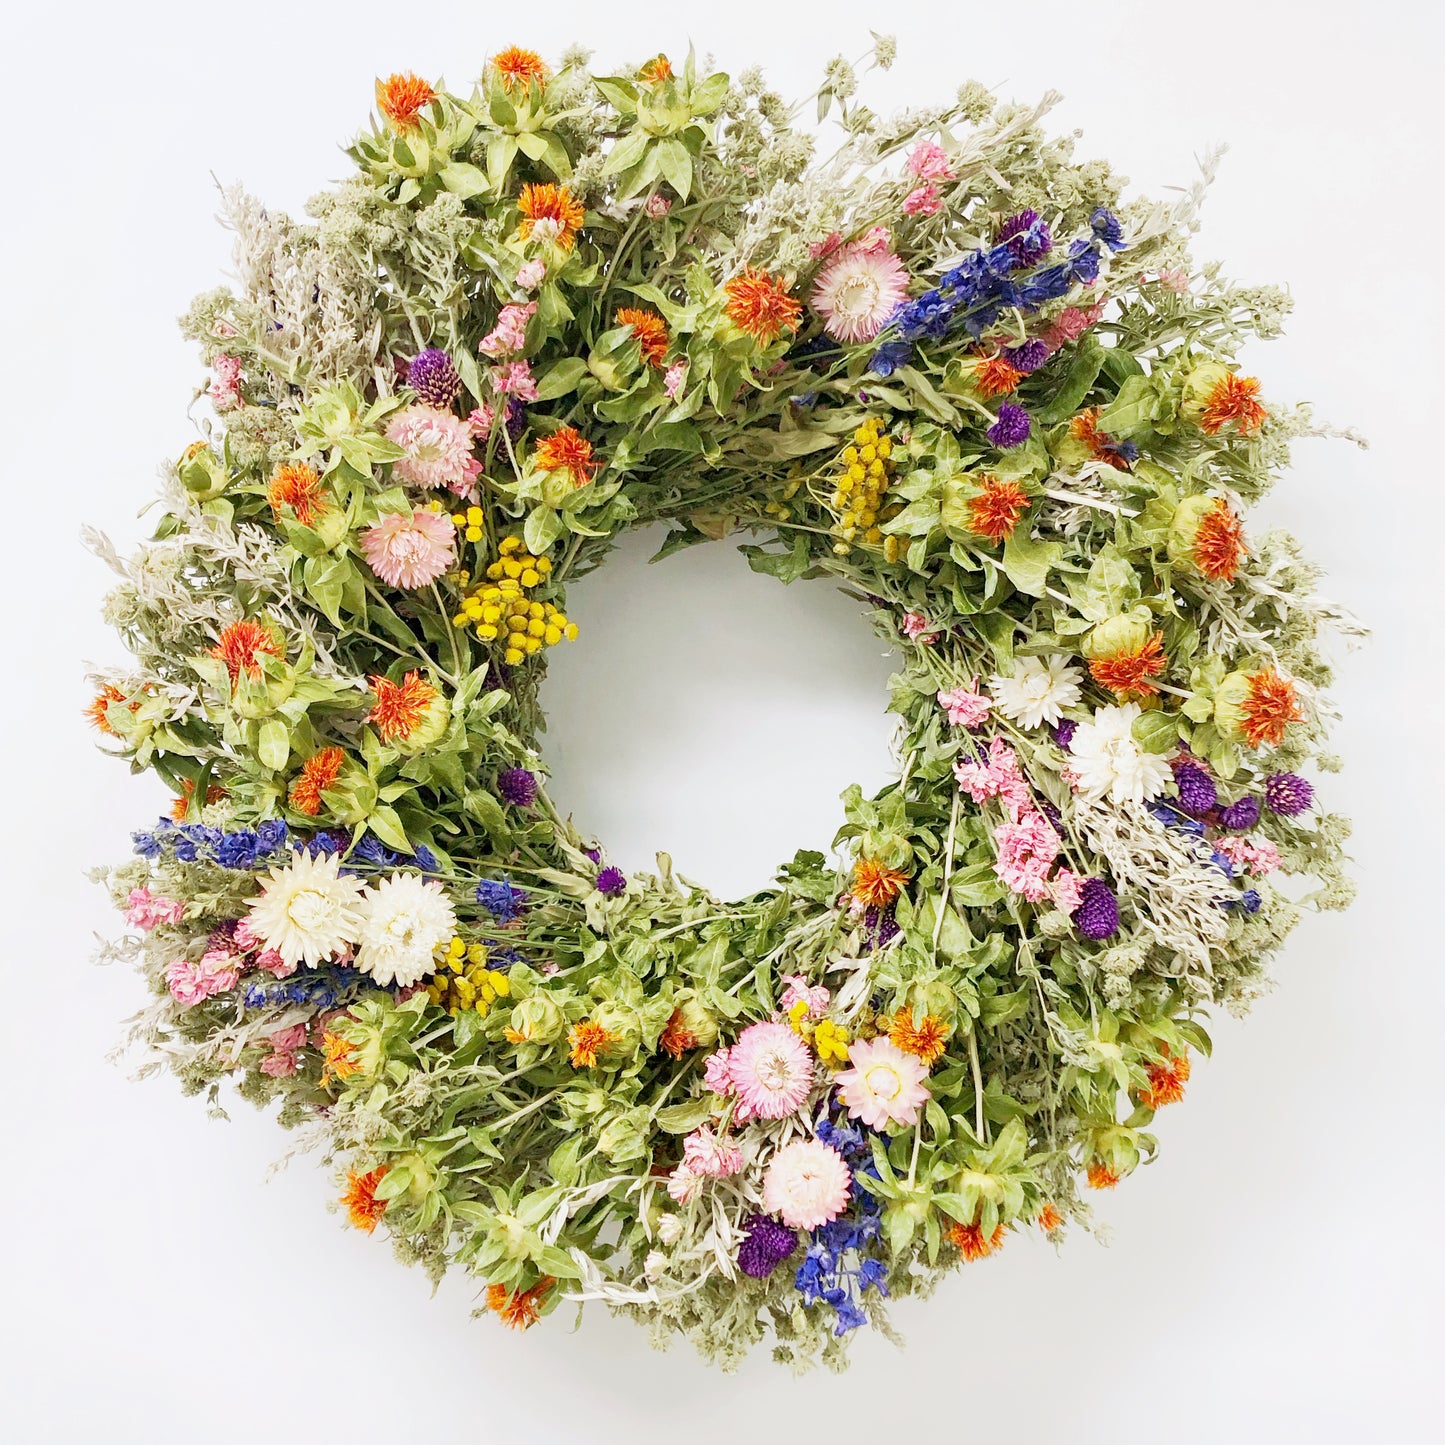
[703,1046,735,1096]
[901,611,937,643]
[360,509,457,588]
[780,974,830,1019]
[937,686,991,729]
[994,811,1062,902]
[1042,302,1106,352]
[902,184,943,217]
[644,192,672,218]
[811,239,911,344]
[1049,867,1086,914]
[491,359,539,402]
[762,1139,852,1230]
[682,1125,744,1179]
[836,1037,931,1130]
[515,258,546,291]
[479,301,537,357]
[208,354,243,411]
[125,887,185,931]
[386,404,483,494]
[663,360,688,399]
[907,140,955,181]
[727,1021,815,1120]
[666,1165,704,1205]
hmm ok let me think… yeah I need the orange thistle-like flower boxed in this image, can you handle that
[85,684,131,736]
[534,425,601,486]
[288,746,346,817]
[1239,669,1301,749]
[1069,407,1132,470]
[1088,631,1168,699]
[1193,498,1246,581]
[638,54,674,84]
[851,857,909,909]
[972,355,1023,398]
[516,182,585,251]
[491,47,549,90]
[658,1009,698,1060]
[1086,1162,1120,1190]
[947,1219,1006,1262]
[724,266,802,346]
[1139,1047,1191,1110]
[375,73,437,132]
[368,671,438,743]
[320,1028,360,1087]
[568,1020,613,1069]
[170,777,228,822]
[887,1009,949,1067]
[1037,1202,1064,1233]
[1200,373,1267,436]
[615,307,671,367]
[341,1167,389,1233]
[968,475,1030,543]
[485,1276,554,1330]
[268,461,328,528]
[209,619,283,687]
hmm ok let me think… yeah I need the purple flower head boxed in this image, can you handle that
[503,397,527,441]
[737,1214,797,1279]
[1173,763,1218,817]
[497,767,537,807]
[1219,796,1261,831]
[1053,718,1077,752]
[475,878,525,921]
[1073,879,1119,940]
[596,866,627,897]
[869,340,912,377]
[1090,207,1126,252]
[583,847,602,864]
[998,208,1054,267]
[407,348,462,408]
[1264,772,1314,817]
[1005,338,1050,374]
[987,402,1031,449]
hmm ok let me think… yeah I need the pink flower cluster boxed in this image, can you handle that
[480,302,536,357]
[993,810,1062,902]
[166,926,245,1007]
[780,974,830,1019]
[902,611,937,642]
[515,258,546,290]
[208,354,243,411]
[125,887,185,931]
[937,685,991,729]
[1041,302,1105,353]
[663,360,687,399]
[260,1023,308,1078]
[704,1021,814,1123]
[902,185,943,217]
[668,1124,743,1199]
[491,359,539,401]
[644,192,672,218]
[907,140,955,181]
[1215,835,1282,876]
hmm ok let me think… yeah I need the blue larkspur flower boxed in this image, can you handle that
[869,340,912,376]
[1090,206,1126,251]
[476,878,525,921]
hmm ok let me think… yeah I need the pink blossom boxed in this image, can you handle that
[515,258,546,291]
[211,319,237,339]
[811,239,911,344]
[360,509,457,588]
[479,302,537,357]
[233,916,263,950]
[663,360,687,399]
[902,184,944,217]
[994,811,1062,902]
[1216,835,1282,876]
[781,974,830,1019]
[254,948,295,979]
[953,739,1033,820]
[1042,302,1106,352]
[644,192,671,218]
[259,1050,298,1077]
[491,360,539,402]
[762,1139,852,1230]
[901,611,937,642]
[386,404,482,494]
[836,1038,931,1130]
[907,140,955,182]
[125,887,185,931]
[165,948,236,1007]
[1049,867,1086,914]
[682,1125,744,1179]
[1156,267,1190,293]
[727,1021,814,1120]
[937,686,991,729]
[808,231,842,260]
[269,1024,308,1052]
[703,1046,735,1096]
[666,1165,704,1204]
[208,354,243,411]
[467,403,495,441]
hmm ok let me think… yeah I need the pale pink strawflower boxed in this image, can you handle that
[644,192,671,218]
[491,359,539,402]
[762,1139,852,1230]
[901,611,936,642]
[682,1125,744,1179]
[209,354,243,411]
[811,239,911,344]
[907,140,954,181]
[727,1021,815,1120]
[780,974,830,1019]
[836,1037,931,1130]
[126,887,185,931]
[515,258,546,291]
[386,405,482,493]
[479,301,537,357]
[937,686,991,729]
[902,184,943,217]
[360,509,457,588]
[663,360,688,399]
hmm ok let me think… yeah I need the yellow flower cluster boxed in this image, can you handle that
[786,998,850,1066]
[485,534,553,587]
[427,936,512,1016]
[829,417,903,560]
[452,537,577,665]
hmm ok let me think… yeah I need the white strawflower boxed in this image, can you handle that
[246,850,365,968]
[355,872,457,987]
[1070,702,1173,805]
[989,653,1083,729]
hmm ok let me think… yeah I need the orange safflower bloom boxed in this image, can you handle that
[516,183,585,251]
[615,307,670,368]
[1193,498,1246,581]
[1037,1202,1064,1233]
[170,777,227,822]
[1139,1047,1191,1110]
[375,73,437,133]
[485,1276,554,1329]
[1069,407,1132,470]
[851,857,909,909]
[968,476,1030,542]
[534,425,600,486]
[86,684,132,736]
[639,54,674,84]
[491,47,549,90]
[320,1028,360,1087]
[568,1019,613,1068]
[368,671,438,743]
[1240,669,1302,749]
[341,1167,389,1233]
[723,266,802,346]
[947,1219,1005,1261]
[1086,1162,1120,1190]
[1088,631,1168,699]
[1200,373,1267,436]
[268,462,328,528]
[972,356,1023,398]
[288,746,346,817]
[887,1009,949,1067]
[209,619,283,687]
[658,1009,698,1060]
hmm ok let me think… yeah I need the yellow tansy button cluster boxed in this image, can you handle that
[452,536,578,666]
[829,416,903,560]
[427,936,512,1016]
[452,504,488,544]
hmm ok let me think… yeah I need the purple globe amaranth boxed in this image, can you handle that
[987,402,1031,448]
[1264,772,1314,816]
[496,767,537,807]
[596,866,627,897]
[1173,762,1218,817]
[1073,878,1120,940]
[737,1214,797,1279]
[1219,795,1261,831]
[1005,338,1050,373]
[407,347,462,408]
[1053,718,1077,752]
[998,208,1053,266]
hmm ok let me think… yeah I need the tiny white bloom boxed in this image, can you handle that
[355,871,458,987]
[989,653,1083,729]
[1070,702,1174,805]
[246,850,365,968]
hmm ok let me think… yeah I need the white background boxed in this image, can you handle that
[3,2,1441,1439]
